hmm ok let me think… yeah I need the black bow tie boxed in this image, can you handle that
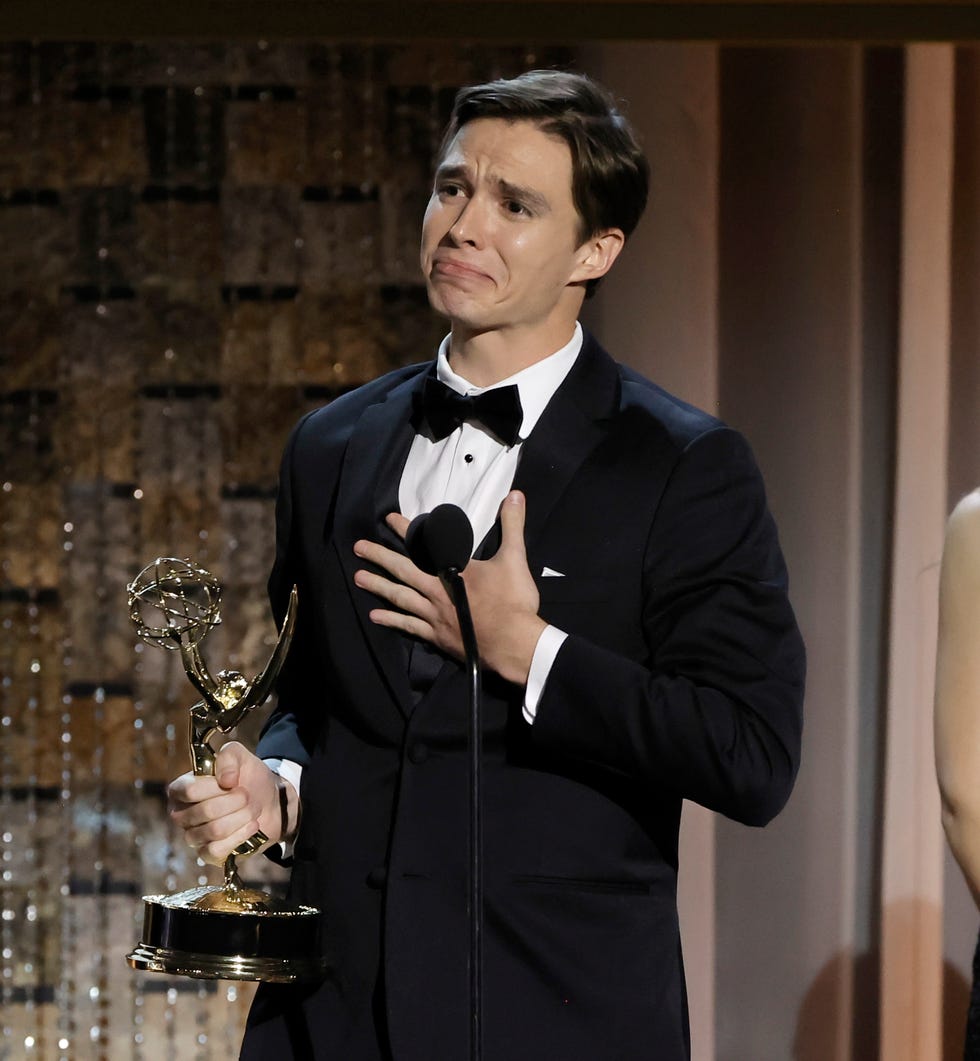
[414,376,524,447]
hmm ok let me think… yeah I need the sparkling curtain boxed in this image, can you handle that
[0,40,569,1060]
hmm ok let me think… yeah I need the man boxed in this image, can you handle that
[169,70,805,1060]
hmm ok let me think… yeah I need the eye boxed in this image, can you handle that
[503,199,530,217]
[437,181,465,199]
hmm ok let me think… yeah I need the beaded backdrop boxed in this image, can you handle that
[0,39,572,1060]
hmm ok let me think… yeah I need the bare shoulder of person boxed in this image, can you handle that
[948,489,980,539]
[944,489,980,582]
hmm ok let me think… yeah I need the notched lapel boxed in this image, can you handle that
[332,374,425,717]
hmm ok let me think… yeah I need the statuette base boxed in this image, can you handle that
[126,889,327,983]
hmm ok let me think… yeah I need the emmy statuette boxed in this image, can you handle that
[125,557,326,983]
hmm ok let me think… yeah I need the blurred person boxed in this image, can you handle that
[936,488,980,1059]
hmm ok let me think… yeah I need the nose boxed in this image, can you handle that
[447,194,486,248]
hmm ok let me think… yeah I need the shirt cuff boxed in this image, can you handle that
[523,625,568,724]
[263,758,303,860]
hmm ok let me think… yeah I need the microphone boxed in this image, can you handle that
[406,503,474,576]
[405,501,483,1061]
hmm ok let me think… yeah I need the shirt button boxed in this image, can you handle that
[408,742,429,764]
[366,866,387,889]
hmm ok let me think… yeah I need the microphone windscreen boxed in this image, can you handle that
[406,504,474,575]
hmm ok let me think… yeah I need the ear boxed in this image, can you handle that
[570,228,625,285]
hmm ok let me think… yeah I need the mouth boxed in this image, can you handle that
[430,257,491,284]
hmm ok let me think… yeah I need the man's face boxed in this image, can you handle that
[420,118,594,345]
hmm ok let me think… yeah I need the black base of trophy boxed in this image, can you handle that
[127,887,328,983]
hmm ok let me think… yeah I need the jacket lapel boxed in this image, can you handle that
[332,369,429,717]
[511,332,621,555]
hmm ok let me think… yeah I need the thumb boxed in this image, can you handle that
[215,741,245,790]
[499,491,528,560]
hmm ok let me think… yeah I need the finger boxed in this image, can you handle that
[498,490,528,560]
[166,770,198,806]
[354,538,431,589]
[385,512,411,539]
[353,568,434,617]
[192,814,263,865]
[167,773,224,809]
[215,741,248,789]
[171,789,249,830]
[177,797,252,844]
[366,606,435,641]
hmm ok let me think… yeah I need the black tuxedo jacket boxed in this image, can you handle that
[241,332,805,1061]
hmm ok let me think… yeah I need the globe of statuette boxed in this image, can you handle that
[128,557,222,651]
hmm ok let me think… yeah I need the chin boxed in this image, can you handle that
[427,289,490,330]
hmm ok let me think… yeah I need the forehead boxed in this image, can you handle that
[438,118,574,194]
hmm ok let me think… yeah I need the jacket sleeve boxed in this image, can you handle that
[530,425,806,827]
[255,411,322,767]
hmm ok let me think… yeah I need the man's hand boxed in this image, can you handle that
[167,741,298,866]
[353,490,547,685]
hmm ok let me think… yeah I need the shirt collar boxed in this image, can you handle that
[434,322,583,440]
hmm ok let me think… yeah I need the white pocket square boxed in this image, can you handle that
[541,566,565,578]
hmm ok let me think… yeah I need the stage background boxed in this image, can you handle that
[1,18,979,1061]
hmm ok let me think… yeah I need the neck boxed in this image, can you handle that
[447,320,578,387]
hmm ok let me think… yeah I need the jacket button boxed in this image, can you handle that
[366,866,387,889]
[408,742,429,764]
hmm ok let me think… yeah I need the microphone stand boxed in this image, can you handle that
[440,567,482,1061]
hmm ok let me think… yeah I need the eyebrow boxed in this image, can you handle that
[434,162,468,184]
[497,179,550,214]
[434,163,551,213]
